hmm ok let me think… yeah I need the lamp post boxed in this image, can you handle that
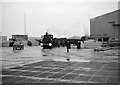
[0,32,2,41]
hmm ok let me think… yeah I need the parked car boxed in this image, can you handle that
[13,40,24,50]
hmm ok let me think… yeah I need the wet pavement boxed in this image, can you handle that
[1,46,119,83]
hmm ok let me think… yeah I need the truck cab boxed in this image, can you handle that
[41,32,53,49]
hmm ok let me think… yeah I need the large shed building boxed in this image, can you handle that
[90,9,120,40]
[12,35,28,41]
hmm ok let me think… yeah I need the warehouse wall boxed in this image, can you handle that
[90,10,119,39]
[118,5,120,40]
[12,35,28,41]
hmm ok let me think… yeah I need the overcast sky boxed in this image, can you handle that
[1,0,119,38]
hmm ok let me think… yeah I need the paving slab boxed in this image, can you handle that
[95,70,110,76]
[21,71,42,77]
[89,75,108,83]
[48,73,66,79]
[83,70,97,76]
[61,74,79,80]
[10,66,24,70]
[2,76,27,83]
[34,79,54,83]
[60,69,75,74]
[2,76,13,82]
[106,76,118,83]
[110,71,118,77]
[12,71,31,76]
[72,69,85,74]
[49,68,63,72]
[35,72,53,78]
[16,78,39,83]
[74,75,92,81]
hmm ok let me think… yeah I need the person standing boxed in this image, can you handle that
[77,41,81,49]
[65,40,71,61]
[66,41,71,52]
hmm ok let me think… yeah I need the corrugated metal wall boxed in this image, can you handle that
[90,10,119,39]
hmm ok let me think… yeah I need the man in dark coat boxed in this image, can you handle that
[77,41,81,49]
[66,41,71,52]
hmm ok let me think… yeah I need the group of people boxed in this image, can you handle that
[65,40,82,52]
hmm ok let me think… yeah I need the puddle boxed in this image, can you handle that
[53,58,91,63]
[43,54,48,56]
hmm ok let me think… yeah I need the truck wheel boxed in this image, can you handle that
[13,47,16,50]
[13,47,15,50]
[50,47,52,49]
[94,49,96,51]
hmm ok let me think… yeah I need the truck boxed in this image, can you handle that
[67,39,81,49]
[41,32,53,49]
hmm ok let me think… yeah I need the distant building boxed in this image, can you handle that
[28,37,41,41]
[90,9,120,40]
[12,35,28,41]
[0,36,9,47]
[0,36,7,41]
[28,37,41,46]
[68,36,81,39]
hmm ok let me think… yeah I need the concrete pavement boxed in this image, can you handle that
[2,60,118,83]
[1,46,119,84]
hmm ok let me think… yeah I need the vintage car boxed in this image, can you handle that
[13,41,24,50]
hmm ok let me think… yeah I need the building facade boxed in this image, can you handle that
[28,37,41,41]
[12,35,28,41]
[0,36,7,41]
[90,10,120,40]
